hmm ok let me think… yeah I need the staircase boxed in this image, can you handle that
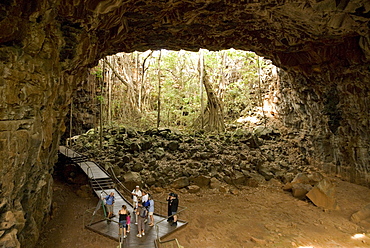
[90,177,115,192]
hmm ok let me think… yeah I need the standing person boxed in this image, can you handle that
[141,190,149,205]
[135,202,147,238]
[105,192,115,219]
[147,194,155,226]
[118,205,129,238]
[166,193,174,222]
[170,193,179,226]
[141,190,149,224]
[131,186,142,224]
[126,211,131,233]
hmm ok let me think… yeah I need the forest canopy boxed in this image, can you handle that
[88,49,277,133]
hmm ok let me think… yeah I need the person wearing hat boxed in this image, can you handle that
[131,186,142,224]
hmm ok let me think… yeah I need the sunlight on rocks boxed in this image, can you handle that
[237,116,259,124]
[351,233,366,239]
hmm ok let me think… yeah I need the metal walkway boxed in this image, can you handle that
[58,146,187,248]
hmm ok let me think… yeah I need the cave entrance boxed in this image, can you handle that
[64,49,280,142]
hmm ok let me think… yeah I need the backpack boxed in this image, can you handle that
[140,207,147,218]
[143,199,150,208]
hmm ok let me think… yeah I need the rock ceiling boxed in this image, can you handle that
[0,1,369,247]
[2,0,369,71]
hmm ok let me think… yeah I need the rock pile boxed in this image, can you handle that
[70,126,313,193]
[283,172,339,210]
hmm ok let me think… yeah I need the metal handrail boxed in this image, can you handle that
[61,145,187,247]
[80,160,109,196]
[155,205,187,241]
[155,238,182,248]
[107,166,132,196]
[59,146,110,212]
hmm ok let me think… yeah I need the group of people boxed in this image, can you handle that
[104,186,179,239]
[131,185,155,238]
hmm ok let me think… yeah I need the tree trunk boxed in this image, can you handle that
[202,74,225,132]
[194,50,225,133]
[107,56,112,125]
[199,49,205,129]
[157,50,162,129]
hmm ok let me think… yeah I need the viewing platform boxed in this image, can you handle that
[59,146,187,248]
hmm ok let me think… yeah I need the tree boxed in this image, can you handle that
[193,49,225,132]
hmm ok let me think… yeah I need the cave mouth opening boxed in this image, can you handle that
[65,48,281,142]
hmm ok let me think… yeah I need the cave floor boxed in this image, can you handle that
[38,175,370,248]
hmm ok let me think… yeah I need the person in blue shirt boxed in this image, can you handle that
[105,192,115,219]
[147,194,155,226]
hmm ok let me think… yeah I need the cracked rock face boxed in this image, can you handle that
[0,0,369,247]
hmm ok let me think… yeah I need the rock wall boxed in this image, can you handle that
[0,0,369,247]
[0,1,72,246]
[276,66,370,185]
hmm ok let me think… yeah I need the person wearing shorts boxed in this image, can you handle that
[118,205,128,238]
[105,192,115,219]
[148,194,154,226]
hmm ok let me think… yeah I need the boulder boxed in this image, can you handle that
[167,141,179,151]
[307,172,324,185]
[258,167,274,181]
[210,178,222,189]
[129,142,141,152]
[123,172,142,190]
[232,171,247,185]
[153,148,165,159]
[219,185,229,193]
[351,203,370,223]
[292,173,310,184]
[253,126,278,140]
[191,175,211,187]
[306,178,339,210]
[171,177,190,189]
[121,155,131,164]
[282,182,293,191]
[140,140,152,150]
[245,172,265,187]
[132,162,144,172]
[112,165,122,176]
[292,183,312,200]
[187,185,201,193]
[146,175,157,187]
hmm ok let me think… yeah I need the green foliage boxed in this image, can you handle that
[91,68,103,78]
[96,95,105,103]
[92,49,271,131]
